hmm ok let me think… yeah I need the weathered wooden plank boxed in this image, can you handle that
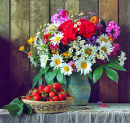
[99,0,118,102]
[50,0,65,17]
[65,0,79,14]
[10,0,30,100]
[0,0,10,107]
[30,0,49,83]
[79,0,99,103]
[118,0,130,102]
[79,0,99,17]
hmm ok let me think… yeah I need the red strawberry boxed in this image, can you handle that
[58,93,66,100]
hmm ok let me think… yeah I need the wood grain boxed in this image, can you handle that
[99,0,118,102]
[10,0,30,100]
[50,0,65,17]
[30,0,49,85]
[118,0,130,102]
[65,0,79,14]
[0,0,10,107]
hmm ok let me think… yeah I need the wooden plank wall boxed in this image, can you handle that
[0,0,129,107]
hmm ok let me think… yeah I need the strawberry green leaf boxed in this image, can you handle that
[105,67,119,83]
[23,103,32,115]
[93,65,103,83]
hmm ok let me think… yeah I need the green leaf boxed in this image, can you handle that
[23,103,32,115]
[57,71,63,83]
[106,58,126,71]
[105,67,118,83]
[45,69,58,85]
[93,65,103,83]
[38,77,42,86]
[31,66,50,88]
[63,75,67,85]
[1,104,10,109]
[8,104,23,117]
[88,72,92,79]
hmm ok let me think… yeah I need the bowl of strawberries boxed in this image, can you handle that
[22,83,74,113]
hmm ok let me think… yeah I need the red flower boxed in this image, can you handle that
[78,19,96,38]
[60,37,69,45]
[43,33,51,44]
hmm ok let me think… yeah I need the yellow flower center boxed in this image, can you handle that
[55,37,61,42]
[81,62,87,69]
[56,59,60,65]
[64,66,69,72]
[101,38,107,42]
[41,46,44,50]
[101,47,107,52]
[85,49,92,55]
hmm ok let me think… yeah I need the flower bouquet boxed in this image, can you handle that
[19,9,127,87]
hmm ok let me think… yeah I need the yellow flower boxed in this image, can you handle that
[90,16,99,24]
[28,37,36,45]
[19,46,24,51]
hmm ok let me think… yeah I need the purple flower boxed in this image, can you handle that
[68,61,77,72]
[88,12,95,17]
[51,9,70,24]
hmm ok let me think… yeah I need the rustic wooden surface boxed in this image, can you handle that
[0,0,10,107]
[99,0,119,103]
[0,0,130,107]
[10,0,30,101]
[30,0,49,83]
[118,0,130,102]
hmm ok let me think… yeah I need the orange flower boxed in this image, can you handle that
[108,36,113,43]
[27,52,32,57]
[90,16,99,24]
[19,46,24,51]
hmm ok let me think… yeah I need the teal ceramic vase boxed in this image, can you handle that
[66,72,91,106]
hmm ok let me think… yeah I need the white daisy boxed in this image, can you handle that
[82,44,94,57]
[73,55,78,60]
[69,48,73,53]
[96,34,111,44]
[80,56,85,61]
[74,24,77,28]
[77,36,81,40]
[118,51,127,66]
[60,63,73,76]
[76,59,92,75]
[98,42,113,59]
[77,22,81,25]
[75,51,80,55]
[50,32,63,46]
[50,54,63,70]
[76,47,79,51]
[40,55,48,68]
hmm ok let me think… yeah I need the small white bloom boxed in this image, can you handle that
[77,22,81,25]
[77,36,81,40]
[73,55,78,60]
[76,51,80,55]
[74,24,77,28]
[97,34,111,44]
[60,63,73,76]
[50,32,63,46]
[40,55,48,68]
[50,54,63,70]
[69,48,73,53]
[118,51,127,66]
[76,59,92,75]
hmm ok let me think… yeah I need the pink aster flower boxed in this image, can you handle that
[108,43,120,56]
[68,61,77,72]
[50,43,59,50]
[51,9,70,24]
[106,21,120,40]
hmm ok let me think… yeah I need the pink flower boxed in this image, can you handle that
[50,43,59,50]
[106,21,120,40]
[68,61,77,72]
[108,43,120,56]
